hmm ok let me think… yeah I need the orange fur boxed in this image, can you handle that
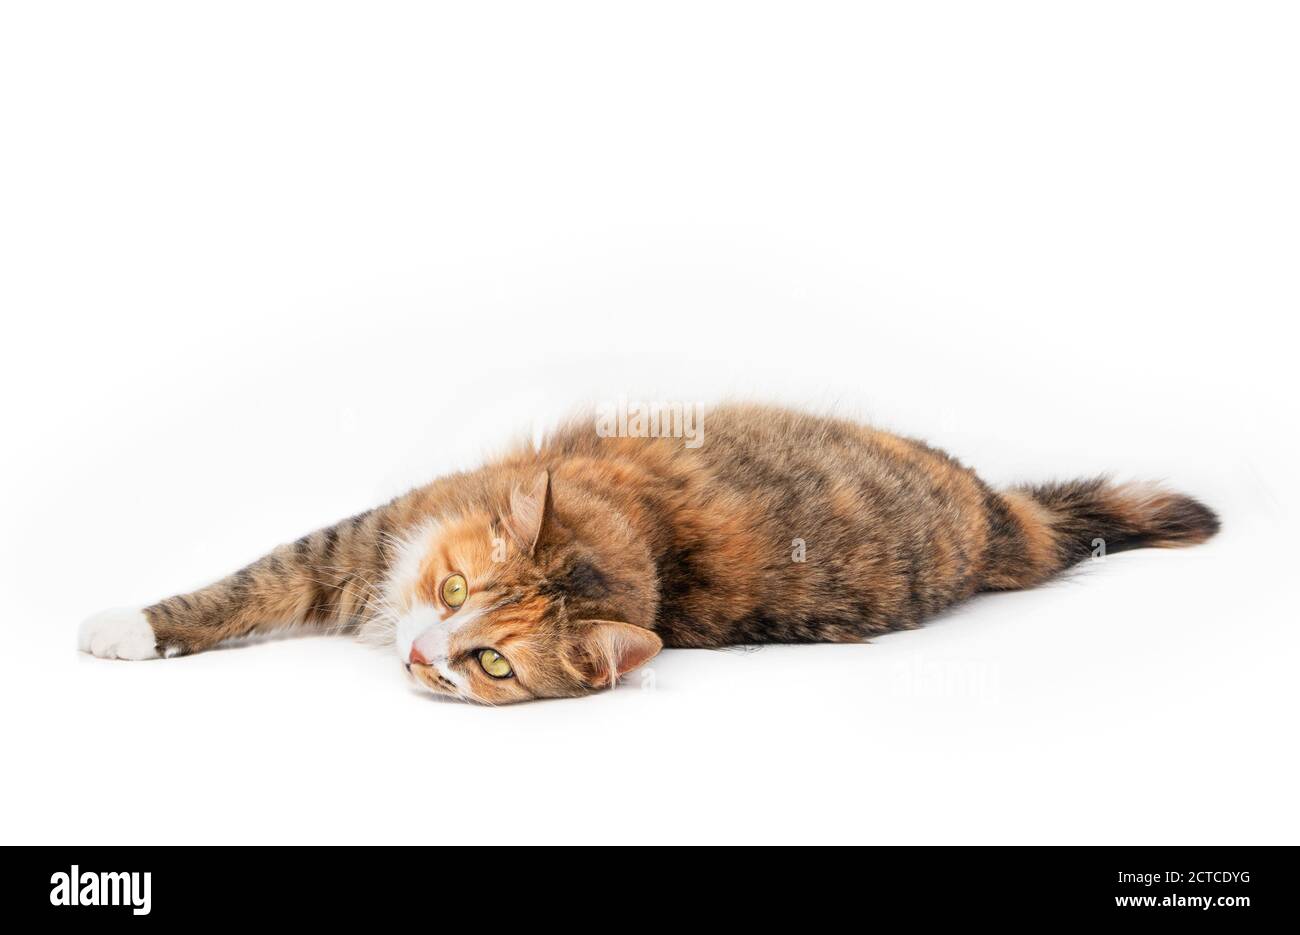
[123,405,1218,703]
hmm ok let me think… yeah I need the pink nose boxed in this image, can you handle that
[409,645,429,666]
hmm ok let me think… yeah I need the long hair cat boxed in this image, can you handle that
[79,404,1219,703]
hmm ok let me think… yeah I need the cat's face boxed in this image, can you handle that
[382,471,661,704]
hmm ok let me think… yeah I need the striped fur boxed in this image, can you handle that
[86,405,1219,703]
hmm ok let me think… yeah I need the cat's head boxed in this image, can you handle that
[381,470,661,703]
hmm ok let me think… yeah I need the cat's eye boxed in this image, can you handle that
[441,573,468,609]
[478,648,513,679]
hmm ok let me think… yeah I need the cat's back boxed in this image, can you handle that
[692,403,978,497]
[543,402,980,501]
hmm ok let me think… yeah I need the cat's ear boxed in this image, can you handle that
[504,470,551,555]
[572,620,663,689]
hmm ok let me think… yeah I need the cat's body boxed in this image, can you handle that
[80,404,1219,702]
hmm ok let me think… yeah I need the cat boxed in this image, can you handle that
[79,404,1219,703]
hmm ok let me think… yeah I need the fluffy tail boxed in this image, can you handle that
[982,477,1220,590]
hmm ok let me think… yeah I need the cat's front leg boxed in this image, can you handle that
[78,506,397,660]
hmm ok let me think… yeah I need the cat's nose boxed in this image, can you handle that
[409,644,430,666]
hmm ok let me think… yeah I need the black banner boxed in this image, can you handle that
[5,846,1290,925]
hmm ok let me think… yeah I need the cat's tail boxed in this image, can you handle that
[981,477,1220,590]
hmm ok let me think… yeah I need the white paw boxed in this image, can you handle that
[78,608,160,660]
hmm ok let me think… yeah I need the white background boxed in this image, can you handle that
[2,2,1296,844]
